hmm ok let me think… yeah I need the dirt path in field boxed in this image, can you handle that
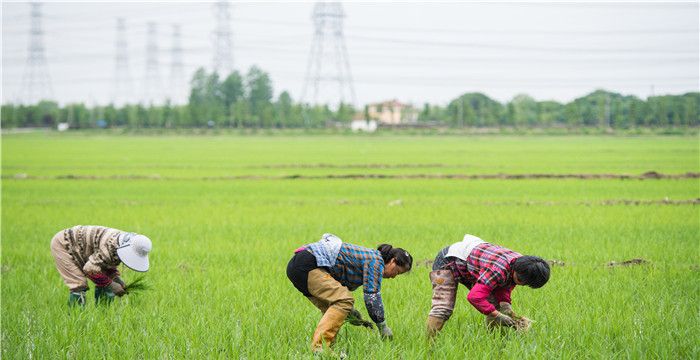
[248,163,451,169]
[266,171,700,180]
[9,171,698,181]
[480,198,700,206]
[607,258,649,267]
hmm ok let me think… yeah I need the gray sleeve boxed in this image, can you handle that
[363,292,385,324]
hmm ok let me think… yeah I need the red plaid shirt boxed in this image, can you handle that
[445,242,521,314]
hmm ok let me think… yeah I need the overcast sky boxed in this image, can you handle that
[2,1,698,107]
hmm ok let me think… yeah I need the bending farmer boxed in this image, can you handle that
[286,233,412,353]
[427,234,550,336]
[50,225,152,306]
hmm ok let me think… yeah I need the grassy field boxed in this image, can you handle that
[2,133,699,359]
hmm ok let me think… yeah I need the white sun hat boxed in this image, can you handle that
[116,233,152,272]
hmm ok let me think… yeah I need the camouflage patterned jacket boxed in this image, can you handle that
[60,225,124,285]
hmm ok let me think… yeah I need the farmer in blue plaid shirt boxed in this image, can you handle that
[287,233,413,353]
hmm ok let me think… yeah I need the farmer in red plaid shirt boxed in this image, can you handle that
[426,234,550,337]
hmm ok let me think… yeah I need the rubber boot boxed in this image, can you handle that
[94,286,115,305]
[68,291,86,307]
[426,316,445,338]
[311,307,348,353]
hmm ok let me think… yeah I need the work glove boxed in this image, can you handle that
[498,302,517,318]
[346,309,374,329]
[108,281,126,297]
[487,312,516,327]
[377,321,393,340]
[113,276,126,289]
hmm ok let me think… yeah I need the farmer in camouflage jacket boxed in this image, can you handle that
[50,225,152,306]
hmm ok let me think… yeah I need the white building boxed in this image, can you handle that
[350,119,378,132]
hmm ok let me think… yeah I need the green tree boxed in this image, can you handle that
[189,68,209,127]
[222,71,245,119]
[509,94,538,127]
[246,66,274,121]
[564,102,582,127]
[34,100,60,127]
[448,93,504,127]
[275,91,293,128]
[537,101,564,127]
[232,99,250,128]
[102,105,118,127]
[1,104,18,128]
[681,92,699,126]
[336,102,355,123]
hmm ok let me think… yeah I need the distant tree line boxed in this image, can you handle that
[421,91,699,128]
[2,66,698,129]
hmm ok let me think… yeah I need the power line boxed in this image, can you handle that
[5,14,697,38]
[4,37,697,73]
[228,15,699,36]
[347,34,699,54]
[4,74,696,92]
[4,39,698,63]
[4,69,697,85]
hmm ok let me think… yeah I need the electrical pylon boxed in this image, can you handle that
[142,22,162,104]
[113,17,133,106]
[300,2,356,107]
[19,2,53,104]
[212,0,234,76]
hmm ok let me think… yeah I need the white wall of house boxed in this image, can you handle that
[350,119,378,132]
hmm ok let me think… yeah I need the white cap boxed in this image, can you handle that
[116,233,152,272]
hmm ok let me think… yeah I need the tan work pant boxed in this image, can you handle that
[306,268,354,314]
[306,269,354,351]
[50,231,88,291]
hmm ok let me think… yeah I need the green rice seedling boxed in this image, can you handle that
[124,275,150,294]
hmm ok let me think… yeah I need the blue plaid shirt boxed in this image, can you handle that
[306,242,387,323]
[328,243,384,294]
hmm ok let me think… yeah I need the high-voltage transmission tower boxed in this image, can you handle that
[19,2,53,104]
[212,0,234,76]
[301,2,356,107]
[142,22,162,104]
[169,24,186,104]
[113,18,133,106]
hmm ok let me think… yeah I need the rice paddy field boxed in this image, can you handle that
[2,133,699,359]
